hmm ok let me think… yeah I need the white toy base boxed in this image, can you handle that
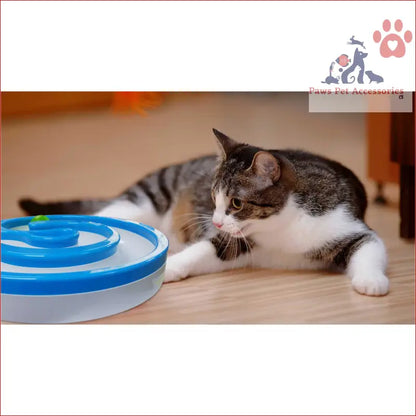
[1,266,164,324]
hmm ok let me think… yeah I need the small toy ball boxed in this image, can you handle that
[30,215,50,223]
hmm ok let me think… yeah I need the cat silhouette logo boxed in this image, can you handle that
[322,35,384,85]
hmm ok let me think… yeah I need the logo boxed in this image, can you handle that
[373,19,413,58]
[320,20,413,86]
[322,36,382,85]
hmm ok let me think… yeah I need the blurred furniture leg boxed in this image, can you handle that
[390,93,415,239]
[374,182,387,205]
[367,114,399,203]
[399,166,415,238]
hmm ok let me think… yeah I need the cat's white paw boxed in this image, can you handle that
[163,268,186,283]
[163,256,189,283]
[351,272,389,296]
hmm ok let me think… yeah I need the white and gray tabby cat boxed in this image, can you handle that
[20,129,389,296]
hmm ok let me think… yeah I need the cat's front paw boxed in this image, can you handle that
[351,272,389,296]
[163,256,189,283]
[164,268,186,283]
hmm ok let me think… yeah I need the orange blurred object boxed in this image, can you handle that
[112,92,165,115]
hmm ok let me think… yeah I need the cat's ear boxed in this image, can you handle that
[213,129,239,159]
[250,151,281,182]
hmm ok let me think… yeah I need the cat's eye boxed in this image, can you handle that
[231,198,243,210]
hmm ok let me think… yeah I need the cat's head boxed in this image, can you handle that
[211,129,296,237]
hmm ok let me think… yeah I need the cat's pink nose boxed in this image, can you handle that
[213,221,223,229]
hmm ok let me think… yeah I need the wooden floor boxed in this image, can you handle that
[2,93,414,324]
[87,203,415,324]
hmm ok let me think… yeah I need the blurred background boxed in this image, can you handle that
[1,92,414,324]
[1,92,409,220]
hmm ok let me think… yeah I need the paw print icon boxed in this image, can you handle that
[373,19,413,58]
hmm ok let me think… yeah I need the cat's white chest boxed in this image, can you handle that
[248,195,366,267]
[250,246,323,270]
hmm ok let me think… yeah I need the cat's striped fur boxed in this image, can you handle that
[19,129,389,295]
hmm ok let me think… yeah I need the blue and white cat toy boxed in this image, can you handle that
[1,215,168,323]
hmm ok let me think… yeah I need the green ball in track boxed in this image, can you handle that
[30,215,50,223]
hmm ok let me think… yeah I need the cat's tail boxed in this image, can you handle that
[343,75,356,84]
[19,197,110,216]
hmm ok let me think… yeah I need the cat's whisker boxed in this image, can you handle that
[223,233,233,263]
[180,218,206,231]
[180,215,211,229]
[188,220,210,242]
[231,239,239,269]
[176,212,212,219]
[188,217,213,242]
[178,217,212,226]
[177,215,212,230]
[239,231,254,267]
